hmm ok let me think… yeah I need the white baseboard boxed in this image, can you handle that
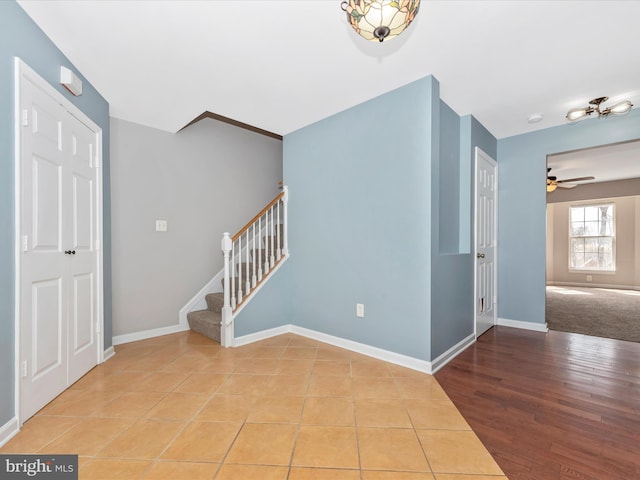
[103,346,116,362]
[234,325,292,347]
[236,324,433,374]
[497,317,548,332]
[291,326,433,374]
[548,281,640,291]
[112,323,190,346]
[0,417,19,448]
[430,333,475,374]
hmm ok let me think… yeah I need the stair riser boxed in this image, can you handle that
[205,293,224,312]
[233,250,281,265]
[220,277,253,293]
[187,309,221,343]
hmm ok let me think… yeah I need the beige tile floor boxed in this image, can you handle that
[1,332,507,480]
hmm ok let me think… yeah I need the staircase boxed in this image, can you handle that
[187,187,288,346]
[186,293,224,343]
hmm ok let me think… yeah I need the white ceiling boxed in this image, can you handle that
[17,0,640,138]
[548,140,640,184]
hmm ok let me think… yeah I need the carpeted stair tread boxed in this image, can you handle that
[187,309,221,342]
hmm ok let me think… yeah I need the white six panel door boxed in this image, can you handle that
[20,70,99,420]
[67,115,98,385]
[475,148,497,337]
[20,76,68,420]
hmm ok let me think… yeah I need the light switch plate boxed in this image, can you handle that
[356,303,364,318]
[155,220,168,232]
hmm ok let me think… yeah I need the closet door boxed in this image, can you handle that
[20,76,69,420]
[66,113,99,385]
[19,69,100,421]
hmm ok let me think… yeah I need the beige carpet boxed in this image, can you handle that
[546,285,640,343]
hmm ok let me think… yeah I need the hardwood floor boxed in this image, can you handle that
[435,326,640,480]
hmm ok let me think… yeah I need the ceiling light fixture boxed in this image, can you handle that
[566,96,633,122]
[341,0,421,43]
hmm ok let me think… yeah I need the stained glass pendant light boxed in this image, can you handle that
[341,0,421,42]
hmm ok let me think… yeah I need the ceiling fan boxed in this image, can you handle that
[547,168,595,192]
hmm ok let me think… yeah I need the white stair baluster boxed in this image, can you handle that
[252,224,257,288]
[276,200,281,261]
[245,230,251,295]
[264,210,270,275]
[237,235,243,304]
[269,205,275,268]
[258,216,263,281]
[231,242,236,309]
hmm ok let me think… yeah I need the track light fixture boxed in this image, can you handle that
[566,96,633,122]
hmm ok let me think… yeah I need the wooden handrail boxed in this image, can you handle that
[232,191,284,241]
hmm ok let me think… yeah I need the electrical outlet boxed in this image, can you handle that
[586,275,592,282]
[356,303,364,318]
[155,220,168,232]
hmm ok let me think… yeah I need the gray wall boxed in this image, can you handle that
[110,117,282,337]
[0,1,110,427]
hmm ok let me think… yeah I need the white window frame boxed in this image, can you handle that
[568,202,616,273]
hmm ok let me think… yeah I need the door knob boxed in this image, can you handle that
[476,253,485,259]
[64,250,76,255]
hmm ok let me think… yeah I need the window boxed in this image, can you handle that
[569,203,615,271]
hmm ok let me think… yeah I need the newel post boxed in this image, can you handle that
[282,185,289,256]
[221,232,234,347]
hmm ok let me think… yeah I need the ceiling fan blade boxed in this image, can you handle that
[557,176,595,183]
[557,183,577,189]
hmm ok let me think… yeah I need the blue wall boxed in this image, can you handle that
[0,1,110,426]
[430,104,497,359]
[497,108,640,326]
[234,261,292,337]
[438,101,461,252]
[238,75,498,363]
[244,79,435,360]
[458,115,497,254]
[281,76,436,360]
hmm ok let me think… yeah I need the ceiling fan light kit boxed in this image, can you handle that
[341,0,420,43]
[566,96,634,122]
[546,167,595,193]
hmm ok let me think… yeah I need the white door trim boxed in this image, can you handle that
[13,57,104,426]
[474,147,498,338]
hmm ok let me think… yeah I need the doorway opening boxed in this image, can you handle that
[545,139,640,342]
